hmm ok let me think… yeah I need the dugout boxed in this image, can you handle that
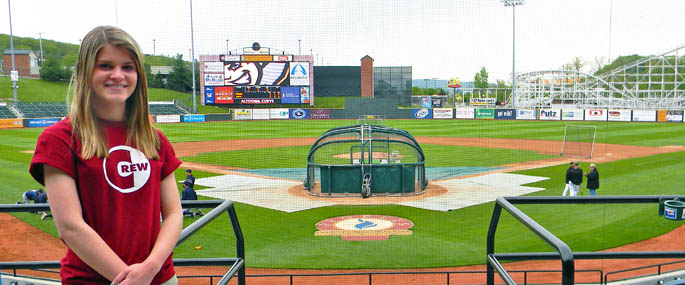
[304,124,427,198]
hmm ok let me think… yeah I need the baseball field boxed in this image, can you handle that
[2,118,685,274]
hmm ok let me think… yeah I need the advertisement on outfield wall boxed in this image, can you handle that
[562,109,584,121]
[475,109,495,119]
[234,109,253,120]
[26,118,61,127]
[281,87,301,104]
[252,109,270,120]
[470,98,496,106]
[454,108,475,119]
[155,115,181,124]
[412,108,432,119]
[290,109,310,119]
[495,109,515,120]
[0,118,23,129]
[608,110,632,121]
[204,87,215,104]
[270,108,290,119]
[311,109,331,119]
[289,62,310,86]
[539,109,561,120]
[204,73,224,86]
[203,62,224,73]
[300,87,310,104]
[183,114,206,123]
[658,110,684,122]
[433,108,453,119]
[516,109,536,120]
[632,110,656,122]
[215,86,234,104]
[585,109,607,121]
[224,61,290,86]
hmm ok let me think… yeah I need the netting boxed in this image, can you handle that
[560,125,597,158]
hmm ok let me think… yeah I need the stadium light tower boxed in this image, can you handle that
[502,0,524,107]
[189,0,197,113]
[8,0,18,102]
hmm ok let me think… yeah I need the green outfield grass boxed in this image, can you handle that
[1,119,684,269]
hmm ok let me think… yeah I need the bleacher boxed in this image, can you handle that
[149,103,189,115]
[0,104,17,118]
[13,102,68,118]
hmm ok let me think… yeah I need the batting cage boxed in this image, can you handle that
[305,124,427,198]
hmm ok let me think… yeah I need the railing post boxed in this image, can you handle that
[486,202,503,285]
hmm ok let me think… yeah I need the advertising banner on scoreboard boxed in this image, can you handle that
[412,109,432,119]
[311,109,331,119]
[290,109,310,119]
[270,108,289,119]
[516,109,536,120]
[252,109,270,120]
[289,62,310,86]
[214,87,234,104]
[204,73,224,86]
[300,87,310,104]
[585,109,607,121]
[203,62,224,73]
[562,109,584,121]
[454,108,475,119]
[204,87,215,104]
[433,108,453,119]
[632,110,656,122]
[234,86,281,104]
[234,109,253,120]
[608,110,632,122]
[224,61,290,86]
[281,87,301,104]
[539,109,561,120]
[495,109,515,120]
[273,55,293,62]
[475,109,495,119]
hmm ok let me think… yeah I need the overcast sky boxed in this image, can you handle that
[2,0,684,81]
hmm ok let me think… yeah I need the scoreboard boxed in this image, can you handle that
[200,53,313,105]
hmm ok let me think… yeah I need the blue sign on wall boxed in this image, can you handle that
[183,114,206,123]
[26,118,61,128]
[421,97,432,108]
[495,109,516,120]
[289,109,310,119]
[204,87,215,105]
[412,109,432,119]
[281,87,301,104]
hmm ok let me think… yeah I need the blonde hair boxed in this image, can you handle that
[68,26,159,159]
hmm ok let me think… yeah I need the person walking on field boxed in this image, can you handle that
[29,26,183,285]
[569,162,583,196]
[585,164,599,196]
[562,162,574,196]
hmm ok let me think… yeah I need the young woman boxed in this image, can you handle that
[29,26,183,285]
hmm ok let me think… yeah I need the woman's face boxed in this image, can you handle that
[91,44,138,110]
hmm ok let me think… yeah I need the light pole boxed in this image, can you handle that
[37,32,44,65]
[189,0,197,113]
[8,0,18,102]
[226,39,229,55]
[298,39,301,55]
[502,0,524,107]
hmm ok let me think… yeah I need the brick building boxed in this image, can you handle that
[2,49,40,78]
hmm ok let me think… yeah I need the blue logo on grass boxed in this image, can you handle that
[354,219,377,229]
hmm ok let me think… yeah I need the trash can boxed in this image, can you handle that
[662,198,685,221]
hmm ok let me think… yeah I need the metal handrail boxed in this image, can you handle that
[0,200,245,285]
[486,195,685,285]
[604,260,685,284]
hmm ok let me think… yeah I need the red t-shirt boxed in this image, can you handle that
[29,118,181,284]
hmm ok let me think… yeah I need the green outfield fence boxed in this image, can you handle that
[0,200,245,285]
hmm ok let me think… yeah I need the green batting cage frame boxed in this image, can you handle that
[305,124,427,198]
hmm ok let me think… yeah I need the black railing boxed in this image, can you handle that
[486,195,685,285]
[0,200,245,285]
[604,260,685,283]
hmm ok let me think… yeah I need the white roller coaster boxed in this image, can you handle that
[512,44,685,109]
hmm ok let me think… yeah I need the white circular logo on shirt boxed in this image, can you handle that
[103,146,151,193]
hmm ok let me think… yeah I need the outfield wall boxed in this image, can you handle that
[3,108,684,129]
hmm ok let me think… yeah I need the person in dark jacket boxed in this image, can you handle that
[18,189,43,204]
[34,192,53,220]
[585,164,599,196]
[185,169,195,188]
[569,162,583,196]
[181,181,203,217]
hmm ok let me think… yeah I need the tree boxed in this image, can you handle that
[167,54,192,92]
[563,56,585,73]
[412,86,423,95]
[474,66,489,88]
[39,56,71,82]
